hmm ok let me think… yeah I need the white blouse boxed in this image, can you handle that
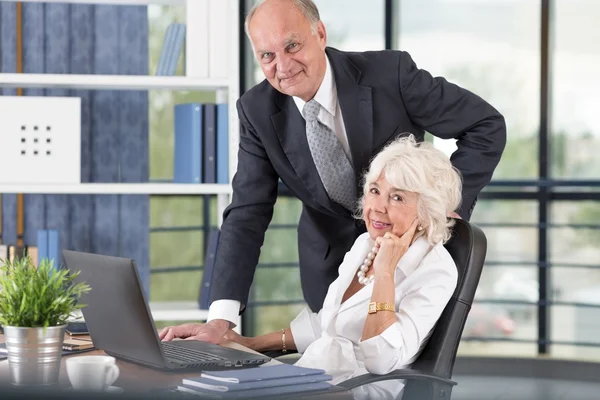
[290,233,458,399]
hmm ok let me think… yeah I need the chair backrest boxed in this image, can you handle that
[409,219,487,379]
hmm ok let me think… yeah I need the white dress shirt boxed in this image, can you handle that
[207,54,351,326]
[290,233,457,399]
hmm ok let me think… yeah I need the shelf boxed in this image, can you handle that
[0,0,185,5]
[0,73,229,91]
[0,183,232,195]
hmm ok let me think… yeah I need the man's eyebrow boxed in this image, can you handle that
[284,34,302,45]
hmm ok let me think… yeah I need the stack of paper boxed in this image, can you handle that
[177,364,333,398]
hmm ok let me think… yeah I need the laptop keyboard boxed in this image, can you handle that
[162,342,228,364]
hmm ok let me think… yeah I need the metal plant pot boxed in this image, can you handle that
[3,324,66,386]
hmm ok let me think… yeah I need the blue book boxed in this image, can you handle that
[155,24,175,75]
[198,228,220,309]
[36,230,48,266]
[156,24,177,75]
[177,381,332,399]
[203,103,217,184]
[180,373,332,392]
[164,24,186,76]
[216,103,229,184]
[47,229,60,270]
[174,104,203,183]
[189,364,326,384]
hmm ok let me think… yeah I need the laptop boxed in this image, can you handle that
[62,250,271,371]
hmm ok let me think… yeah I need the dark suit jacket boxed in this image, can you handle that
[210,47,506,313]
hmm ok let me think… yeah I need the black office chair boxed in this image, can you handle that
[331,218,487,400]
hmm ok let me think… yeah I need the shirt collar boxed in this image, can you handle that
[293,54,338,117]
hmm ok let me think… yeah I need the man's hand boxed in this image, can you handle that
[158,319,231,344]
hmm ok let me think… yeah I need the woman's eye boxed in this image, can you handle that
[369,188,378,195]
[392,195,402,202]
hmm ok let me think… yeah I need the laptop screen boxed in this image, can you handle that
[63,250,166,367]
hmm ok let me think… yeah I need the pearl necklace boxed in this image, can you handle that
[356,243,379,285]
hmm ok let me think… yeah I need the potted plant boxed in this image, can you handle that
[0,255,90,386]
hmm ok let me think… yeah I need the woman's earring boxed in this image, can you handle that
[417,225,423,231]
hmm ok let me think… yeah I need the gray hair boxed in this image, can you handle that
[244,0,321,37]
[356,135,463,245]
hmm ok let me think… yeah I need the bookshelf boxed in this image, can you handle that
[0,183,232,195]
[0,0,186,5]
[0,73,229,91]
[0,0,240,204]
[0,0,241,323]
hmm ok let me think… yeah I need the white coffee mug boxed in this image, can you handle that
[66,355,120,391]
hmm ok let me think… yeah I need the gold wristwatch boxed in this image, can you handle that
[368,302,395,314]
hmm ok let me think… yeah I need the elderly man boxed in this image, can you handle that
[160,0,505,344]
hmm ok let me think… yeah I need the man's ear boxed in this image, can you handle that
[316,20,327,48]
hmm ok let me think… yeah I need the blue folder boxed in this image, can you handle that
[198,228,220,309]
[47,229,59,269]
[174,103,203,183]
[36,229,60,269]
[178,381,332,399]
[216,103,229,184]
[36,229,48,266]
[188,364,326,384]
[203,103,217,184]
[181,373,332,392]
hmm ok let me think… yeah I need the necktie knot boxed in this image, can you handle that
[302,99,321,122]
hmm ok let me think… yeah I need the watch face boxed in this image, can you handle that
[368,303,377,313]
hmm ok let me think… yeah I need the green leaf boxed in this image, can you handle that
[0,256,91,327]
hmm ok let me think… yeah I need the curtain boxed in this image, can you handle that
[0,3,150,294]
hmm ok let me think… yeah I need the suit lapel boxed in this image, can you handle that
[271,95,332,208]
[326,48,374,194]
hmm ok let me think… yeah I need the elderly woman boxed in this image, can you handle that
[221,135,462,392]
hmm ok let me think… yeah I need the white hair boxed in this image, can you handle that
[244,0,321,37]
[356,135,463,245]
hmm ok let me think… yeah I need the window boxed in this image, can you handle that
[397,0,540,177]
[397,0,544,359]
[551,0,600,178]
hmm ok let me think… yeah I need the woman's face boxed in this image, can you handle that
[363,173,420,240]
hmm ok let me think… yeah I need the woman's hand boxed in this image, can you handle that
[373,219,419,276]
[222,329,254,350]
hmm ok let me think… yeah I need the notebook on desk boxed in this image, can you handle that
[177,364,334,398]
[0,342,95,360]
[192,364,327,383]
[62,250,270,371]
[181,364,332,391]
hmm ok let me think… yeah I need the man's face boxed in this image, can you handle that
[248,1,327,101]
